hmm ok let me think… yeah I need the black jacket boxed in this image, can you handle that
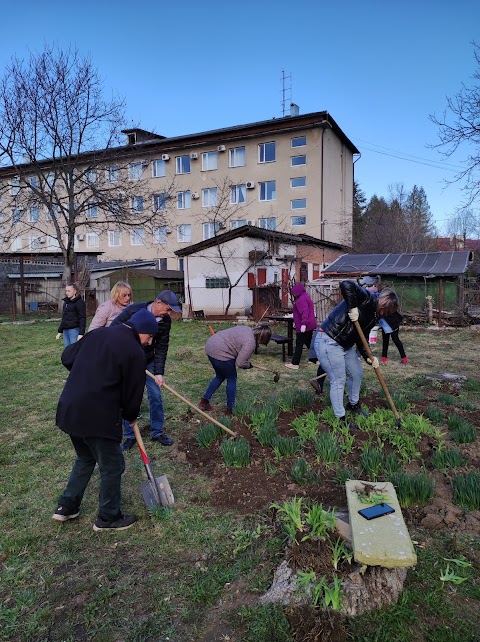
[56,324,146,441]
[320,280,378,352]
[110,302,171,376]
[58,295,86,334]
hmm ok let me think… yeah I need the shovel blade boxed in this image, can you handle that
[140,474,174,508]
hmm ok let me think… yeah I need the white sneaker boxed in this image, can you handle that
[284,363,299,370]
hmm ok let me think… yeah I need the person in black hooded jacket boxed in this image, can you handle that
[56,283,86,347]
[314,280,399,429]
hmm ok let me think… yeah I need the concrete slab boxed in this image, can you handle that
[346,480,417,568]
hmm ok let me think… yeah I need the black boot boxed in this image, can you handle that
[346,401,369,418]
[340,415,359,431]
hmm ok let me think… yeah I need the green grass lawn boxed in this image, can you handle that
[0,319,479,642]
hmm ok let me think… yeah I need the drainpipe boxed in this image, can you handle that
[320,127,325,240]
[185,256,194,319]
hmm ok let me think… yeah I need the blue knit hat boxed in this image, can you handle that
[128,309,158,334]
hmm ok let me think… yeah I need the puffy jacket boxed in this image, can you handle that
[110,302,171,376]
[58,295,86,334]
[291,283,317,332]
[320,280,378,350]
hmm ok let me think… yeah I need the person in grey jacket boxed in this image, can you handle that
[199,324,272,415]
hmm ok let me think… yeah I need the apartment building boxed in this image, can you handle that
[0,109,359,272]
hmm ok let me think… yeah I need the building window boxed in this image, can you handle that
[203,222,220,240]
[229,146,245,167]
[258,141,276,163]
[291,176,306,188]
[47,235,60,250]
[13,237,22,250]
[178,258,184,271]
[291,198,306,209]
[291,135,306,147]
[175,155,191,174]
[291,155,306,166]
[107,165,120,183]
[28,207,40,222]
[108,230,122,247]
[10,178,20,196]
[87,232,100,248]
[152,159,166,177]
[258,217,276,230]
[12,208,22,223]
[130,227,145,246]
[177,191,191,209]
[231,184,246,204]
[153,193,168,211]
[177,224,192,243]
[202,187,217,207]
[128,162,143,180]
[45,204,58,221]
[153,226,168,244]
[131,196,144,212]
[259,180,276,201]
[87,205,98,218]
[29,176,38,189]
[206,277,229,289]
[231,219,247,229]
[86,169,97,183]
[201,151,218,171]
[30,236,42,250]
[291,215,306,226]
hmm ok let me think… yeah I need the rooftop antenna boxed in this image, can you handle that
[281,69,292,117]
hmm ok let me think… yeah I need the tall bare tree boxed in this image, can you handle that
[0,45,174,280]
[429,41,480,208]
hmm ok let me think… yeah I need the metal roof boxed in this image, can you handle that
[323,251,473,277]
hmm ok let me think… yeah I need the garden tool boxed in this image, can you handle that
[251,362,280,383]
[145,370,237,437]
[131,422,174,508]
[309,372,327,394]
[353,320,402,428]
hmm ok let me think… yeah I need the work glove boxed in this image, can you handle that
[300,325,306,333]
[367,356,379,369]
[77,335,83,341]
[348,307,359,322]
[56,333,62,340]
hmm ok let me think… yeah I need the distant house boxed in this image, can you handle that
[175,225,345,318]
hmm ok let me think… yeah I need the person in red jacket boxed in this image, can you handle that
[285,282,318,370]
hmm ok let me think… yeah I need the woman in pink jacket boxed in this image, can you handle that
[89,281,133,331]
[285,282,318,370]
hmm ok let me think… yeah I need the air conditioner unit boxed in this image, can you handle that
[76,234,85,241]
[246,181,255,189]
[161,154,170,161]
[190,153,198,160]
[191,192,200,200]
[141,160,149,168]
[217,145,226,152]
[3,237,8,242]
[218,222,226,230]
[165,227,172,234]
[39,237,46,244]
[247,219,256,226]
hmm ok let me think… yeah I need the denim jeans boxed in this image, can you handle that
[314,332,363,418]
[203,357,237,410]
[123,361,164,439]
[58,435,125,521]
[63,328,80,347]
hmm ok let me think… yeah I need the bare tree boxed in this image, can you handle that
[429,42,480,208]
[0,45,175,280]
[446,208,480,246]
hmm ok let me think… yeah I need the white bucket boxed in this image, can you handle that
[369,326,379,344]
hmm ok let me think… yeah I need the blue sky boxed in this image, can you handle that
[2,0,479,233]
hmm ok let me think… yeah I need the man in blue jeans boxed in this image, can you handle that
[110,290,182,450]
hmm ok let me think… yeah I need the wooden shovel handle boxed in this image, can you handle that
[131,422,150,465]
[251,363,278,375]
[145,370,237,438]
[353,320,400,422]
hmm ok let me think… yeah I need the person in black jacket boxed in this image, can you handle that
[314,280,400,429]
[53,308,159,531]
[110,290,182,450]
[380,312,408,364]
[56,283,87,347]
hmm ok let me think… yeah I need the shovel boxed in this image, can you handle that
[145,370,237,438]
[131,422,174,508]
[251,363,280,383]
[353,320,402,428]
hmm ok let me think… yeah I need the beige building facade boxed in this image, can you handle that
[0,110,359,271]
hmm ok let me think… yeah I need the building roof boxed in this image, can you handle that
[323,251,473,277]
[434,237,480,252]
[3,258,156,278]
[174,225,346,257]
